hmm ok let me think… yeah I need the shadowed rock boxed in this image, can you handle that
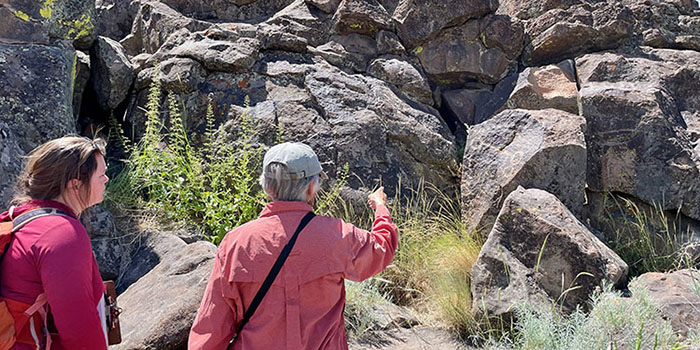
[0,43,76,207]
[92,36,135,110]
[414,16,522,85]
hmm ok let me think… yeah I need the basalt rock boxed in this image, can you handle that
[461,109,587,236]
[92,36,135,110]
[392,0,497,49]
[471,187,628,319]
[577,48,700,221]
[0,43,76,207]
[414,15,523,85]
[505,60,578,114]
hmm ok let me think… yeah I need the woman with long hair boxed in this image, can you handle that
[0,136,110,350]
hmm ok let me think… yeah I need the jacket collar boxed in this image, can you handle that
[260,201,312,217]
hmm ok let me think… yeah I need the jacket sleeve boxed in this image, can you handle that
[342,204,399,282]
[34,222,106,350]
[189,251,239,349]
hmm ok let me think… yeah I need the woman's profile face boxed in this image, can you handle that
[87,153,109,207]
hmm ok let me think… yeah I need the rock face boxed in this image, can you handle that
[135,47,458,196]
[333,0,392,36]
[471,187,629,319]
[92,36,135,110]
[577,48,700,222]
[632,269,700,337]
[392,0,497,48]
[499,0,700,66]
[82,205,123,281]
[414,15,523,85]
[506,60,578,114]
[0,43,76,207]
[367,56,432,105]
[112,233,216,350]
[461,109,587,236]
[0,0,96,47]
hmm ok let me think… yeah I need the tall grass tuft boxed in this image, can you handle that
[600,193,699,276]
[317,178,484,337]
[106,72,266,243]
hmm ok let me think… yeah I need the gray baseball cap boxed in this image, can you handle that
[263,142,328,180]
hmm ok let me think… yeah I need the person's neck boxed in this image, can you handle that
[52,194,83,216]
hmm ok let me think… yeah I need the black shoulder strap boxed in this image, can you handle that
[227,211,315,349]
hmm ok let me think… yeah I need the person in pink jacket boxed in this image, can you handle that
[0,136,110,350]
[189,142,399,349]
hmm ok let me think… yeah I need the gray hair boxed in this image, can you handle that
[259,162,320,202]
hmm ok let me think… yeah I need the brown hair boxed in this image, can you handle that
[12,136,107,211]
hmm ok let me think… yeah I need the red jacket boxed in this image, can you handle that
[0,200,106,350]
[189,201,399,350]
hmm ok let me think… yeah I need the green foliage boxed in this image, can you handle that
[600,193,699,276]
[489,282,680,350]
[106,71,266,243]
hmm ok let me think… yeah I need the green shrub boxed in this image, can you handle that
[488,282,681,350]
[106,70,266,243]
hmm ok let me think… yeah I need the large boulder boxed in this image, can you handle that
[441,73,518,126]
[392,0,497,48]
[577,48,700,221]
[632,269,700,337]
[461,109,587,236]
[505,59,578,114]
[124,1,211,56]
[311,34,378,73]
[0,0,96,48]
[471,187,628,319]
[157,0,295,22]
[0,43,76,207]
[257,0,332,52]
[95,0,141,41]
[414,15,523,85]
[332,0,392,36]
[92,36,135,110]
[367,56,432,105]
[112,233,216,350]
[500,0,699,66]
[523,2,634,66]
[169,37,261,73]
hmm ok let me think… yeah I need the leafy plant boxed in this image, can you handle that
[106,71,266,243]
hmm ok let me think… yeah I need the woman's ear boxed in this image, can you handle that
[67,178,83,192]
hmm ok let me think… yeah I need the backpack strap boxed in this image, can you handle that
[227,211,316,349]
[1,207,71,350]
[11,208,73,233]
